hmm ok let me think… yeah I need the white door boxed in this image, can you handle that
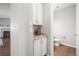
[41,37,47,56]
[34,39,41,56]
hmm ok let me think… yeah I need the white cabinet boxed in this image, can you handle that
[33,3,42,25]
[34,39,41,56]
[37,4,42,25]
[33,3,38,25]
[34,36,47,56]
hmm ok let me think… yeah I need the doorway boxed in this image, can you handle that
[50,3,76,56]
[0,18,10,56]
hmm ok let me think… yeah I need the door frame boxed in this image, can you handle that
[50,3,54,56]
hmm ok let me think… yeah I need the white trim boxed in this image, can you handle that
[50,3,54,56]
[61,42,76,48]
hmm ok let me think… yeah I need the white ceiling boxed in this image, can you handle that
[53,3,76,10]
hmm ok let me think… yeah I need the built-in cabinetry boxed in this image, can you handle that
[34,38,41,56]
[33,3,42,25]
[34,36,47,56]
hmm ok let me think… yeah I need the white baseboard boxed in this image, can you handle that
[60,42,76,48]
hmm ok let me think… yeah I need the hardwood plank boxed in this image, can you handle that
[0,38,10,56]
[54,44,76,56]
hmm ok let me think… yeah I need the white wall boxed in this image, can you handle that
[42,3,51,55]
[76,3,79,56]
[11,3,33,56]
[54,5,76,47]
[42,4,54,56]
[26,4,33,56]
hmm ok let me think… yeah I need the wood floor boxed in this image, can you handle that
[0,38,10,56]
[54,44,76,56]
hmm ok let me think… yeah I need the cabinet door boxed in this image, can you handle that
[33,3,42,25]
[41,37,47,56]
[34,39,41,56]
[37,4,42,25]
[33,3,38,25]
